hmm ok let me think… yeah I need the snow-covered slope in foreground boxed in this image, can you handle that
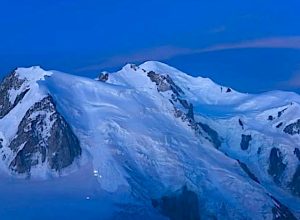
[0,61,299,219]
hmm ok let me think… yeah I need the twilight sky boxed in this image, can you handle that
[1,0,300,93]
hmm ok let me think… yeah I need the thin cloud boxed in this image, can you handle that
[76,36,300,72]
[198,36,300,53]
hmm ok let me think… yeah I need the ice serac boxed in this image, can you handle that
[0,67,81,176]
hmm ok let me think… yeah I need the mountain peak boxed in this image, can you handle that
[15,66,52,82]
[0,63,300,218]
[139,60,186,76]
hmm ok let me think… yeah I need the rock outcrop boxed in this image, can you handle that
[268,148,286,184]
[0,68,82,176]
[284,119,300,135]
[240,134,252,150]
[0,70,28,118]
[147,70,222,149]
[152,186,200,220]
[8,96,81,175]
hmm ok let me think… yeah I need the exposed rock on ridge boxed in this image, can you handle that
[8,96,81,175]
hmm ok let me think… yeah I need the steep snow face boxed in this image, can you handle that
[103,61,300,217]
[137,61,300,214]
[0,62,300,219]
[39,64,297,219]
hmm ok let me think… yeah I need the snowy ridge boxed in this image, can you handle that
[0,61,299,219]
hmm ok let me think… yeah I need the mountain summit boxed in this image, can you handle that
[0,61,299,219]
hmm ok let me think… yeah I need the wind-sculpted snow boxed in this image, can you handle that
[0,61,299,219]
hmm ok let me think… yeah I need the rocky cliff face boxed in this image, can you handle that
[8,96,81,175]
[284,119,300,135]
[0,70,28,118]
[0,68,81,177]
[146,69,222,149]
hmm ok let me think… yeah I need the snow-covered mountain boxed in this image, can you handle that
[0,61,299,219]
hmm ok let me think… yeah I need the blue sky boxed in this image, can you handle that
[1,0,300,93]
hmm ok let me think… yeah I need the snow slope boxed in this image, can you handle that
[0,61,299,219]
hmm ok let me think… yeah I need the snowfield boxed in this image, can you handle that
[0,61,299,219]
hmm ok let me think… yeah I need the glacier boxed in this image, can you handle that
[0,61,299,219]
